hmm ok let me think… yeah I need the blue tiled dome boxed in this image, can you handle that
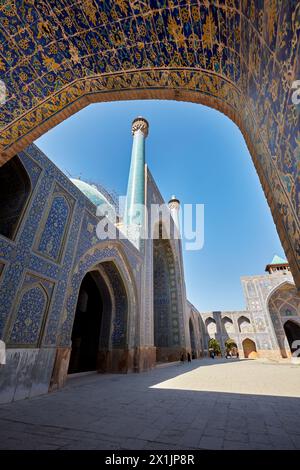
[70,178,111,208]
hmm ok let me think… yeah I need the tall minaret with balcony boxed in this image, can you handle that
[168,195,181,238]
[124,117,149,244]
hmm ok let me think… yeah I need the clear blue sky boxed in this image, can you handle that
[35,100,285,312]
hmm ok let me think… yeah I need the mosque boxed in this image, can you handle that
[0,116,299,405]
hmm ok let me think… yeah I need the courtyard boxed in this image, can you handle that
[0,358,300,450]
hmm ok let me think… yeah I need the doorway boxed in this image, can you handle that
[284,321,300,355]
[242,338,257,359]
[68,272,103,374]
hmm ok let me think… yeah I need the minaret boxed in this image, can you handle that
[168,195,181,236]
[124,117,149,228]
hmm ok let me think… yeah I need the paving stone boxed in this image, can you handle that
[223,440,251,450]
[0,359,300,450]
[224,432,248,443]
[202,428,225,439]
[269,435,295,449]
[290,434,300,449]
[178,428,203,448]
[198,436,223,450]
[138,427,162,441]
[249,432,271,444]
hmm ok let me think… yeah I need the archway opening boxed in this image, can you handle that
[242,338,257,359]
[205,317,217,338]
[51,259,130,388]
[238,316,252,334]
[0,155,31,239]
[284,321,300,355]
[222,317,234,336]
[153,224,180,362]
[68,271,104,374]
[225,338,238,357]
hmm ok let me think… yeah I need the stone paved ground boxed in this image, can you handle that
[1,358,300,450]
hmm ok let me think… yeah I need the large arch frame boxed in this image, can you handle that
[267,280,300,357]
[63,243,138,349]
[152,221,187,361]
[265,279,299,309]
[67,269,112,374]
[0,2,299,285]
[49,240,140,389]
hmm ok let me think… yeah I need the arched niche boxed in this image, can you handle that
[221,316,235,335]
[242,338,257,359]
[0,155,31,240]
[153,224,181,362]
[205,317,217,338]
[238,316,252,334]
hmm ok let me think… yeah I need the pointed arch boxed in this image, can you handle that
[238,316,252,334]
[0,2,299,288]
[153,223,181,360]
[283,320,300,354]
[242,338,257,359]
[268,282,300,358]
[205,317,217,338]
[37,193,71,262]
[221,316,234,336]
[62,242,138,348]
[0,155,31,240]
[265,281,297,309]
[67,266,127,374]
[7,282,48,347]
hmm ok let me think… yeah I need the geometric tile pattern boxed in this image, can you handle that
[0,144,140,352]
[8,285,47,345]
[268,281,300,357]
[153,236,180,348]
[7,272,54,346]
[269,282,300,317]
[102,261,128,349]
[37,195,70,261]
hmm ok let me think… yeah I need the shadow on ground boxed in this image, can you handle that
[0,359,299,450]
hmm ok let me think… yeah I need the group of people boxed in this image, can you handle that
[225,350,239,359]
[209,350,240,359]
[179,349,240,363]
[180,352,192,363]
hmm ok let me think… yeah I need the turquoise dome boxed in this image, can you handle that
[70,178,111,208]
